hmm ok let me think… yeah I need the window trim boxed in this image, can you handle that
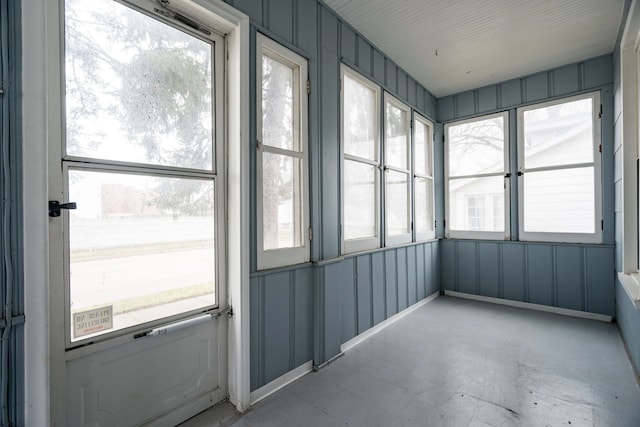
[256,33,310,269]
[413,112,435,241]
[444,111,510,240]
[384,92,412,246]
[516,91,602,244]
[341,65,381,254]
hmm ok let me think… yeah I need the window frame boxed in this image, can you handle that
[384,92,413,246]
[413,112,435,241]
[444,111,510,240]
[256,33,310,269]
[341,65,381,254]
[60,0,227,346]
[516,91,602,244]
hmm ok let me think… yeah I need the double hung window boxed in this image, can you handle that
[517,92,601,243]
[341,66,381,253]
[445,112,509,240]
[256,34,309,269]
[414,114,435,241]
[384,94,412,245]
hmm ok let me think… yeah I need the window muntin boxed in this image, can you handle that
[342,66,381,253]
[384,94,412,245]
[414,114,435,240]
[445,112,509,239]
[256,34,309,269]
[63,0,223,343]
[518,92,601,243]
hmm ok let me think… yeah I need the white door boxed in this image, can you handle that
[48,0,229,425]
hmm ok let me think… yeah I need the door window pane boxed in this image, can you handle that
[385,102,409,169]
[448,176,504,231]
[386,170,410,235]
[523,167,595,233]
[447,116,505,176]
[262,153,301,250]
[523,98,593,169]
[68,170,215,341]
[344,160,376,239]
[261,55,295,151]
[344,74,377,161]
[65,0,214,170]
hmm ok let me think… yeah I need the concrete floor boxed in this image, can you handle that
[181,296,640,426]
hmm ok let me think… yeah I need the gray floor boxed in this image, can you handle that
[181,296,640,426]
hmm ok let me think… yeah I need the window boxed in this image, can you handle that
[384,94,412,245]
[63,0,224,341]
[517,92,601,243]
[414,113,435,241]
[445,112,509,240]
[341,66,381,253]
[256,34,309,269]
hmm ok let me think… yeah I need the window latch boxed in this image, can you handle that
[504,173,511,178]
[49,200,77,217]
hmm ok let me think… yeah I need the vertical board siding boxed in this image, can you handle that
[457,242,477,294]
[263,272,292,382]
[384,250,398,316]
[502,244,525,302]
[437,54,614,122]
[555,246,583,311]
[585,247,615,315]
[340,258,356,343]
[371,252,386,325]
[397,248,409,311]
[340,25,357,65]
[319,47,340,259]
[441,240,456,291]
[526,245,554,306]
[441,240,615,316]
[356,255,372,334]
[267,0,294,44]
[357,37,371,75]
[294,268,315,366]
[478,242,500,298]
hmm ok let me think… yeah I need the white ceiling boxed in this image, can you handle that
[323,0,625,97]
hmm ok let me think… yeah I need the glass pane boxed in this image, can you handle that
[385,102,409,169]
[523,98,593,169]
[415,178,433,234]
[262,153,302,250]
[344,160,376,240]
[65,0,213,170]
[344,74,377,161]
[523,167,595,233]
[262,55,296,151]
[448,116,505,177]
[415,120,431,176]
[448,176,504,231]
[386,170,410,235]
[68,170,215,341]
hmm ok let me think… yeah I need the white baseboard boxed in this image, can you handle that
[444,290,613,322]
[249,360,313,406]
[340,291,440,353]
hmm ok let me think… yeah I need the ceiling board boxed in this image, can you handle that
[324,0,625,97]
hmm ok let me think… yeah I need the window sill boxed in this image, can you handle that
[618,271,640,310]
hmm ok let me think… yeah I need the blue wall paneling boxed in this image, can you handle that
[440,241,616,316]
